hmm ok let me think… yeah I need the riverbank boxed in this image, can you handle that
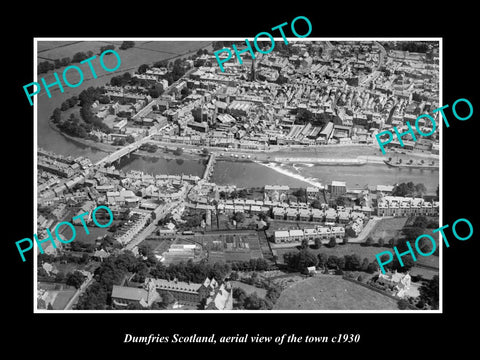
[48,120,113,154]
[48,109,439,171]
[47,122,432,169]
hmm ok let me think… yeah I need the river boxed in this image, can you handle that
[36,40,439,193]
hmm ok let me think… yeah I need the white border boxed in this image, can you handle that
[34,37,442,314]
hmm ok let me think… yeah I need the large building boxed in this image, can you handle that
[329,181,347,197]
[376,196,439,217]
[111,277,233,310]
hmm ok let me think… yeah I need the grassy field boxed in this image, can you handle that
[274,276,399,310]
[142,238,173,254]
[409,266,439,280]
[73,225,111,245]
[368,217,408,242]
[52,289,77,310]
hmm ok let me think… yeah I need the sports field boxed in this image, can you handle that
[274,276,398,310]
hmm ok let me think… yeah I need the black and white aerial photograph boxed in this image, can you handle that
[7,5,479,355]
[34,39,441,312]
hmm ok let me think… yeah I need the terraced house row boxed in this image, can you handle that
[376,196,439,217]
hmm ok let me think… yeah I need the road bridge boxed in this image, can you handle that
[202,153,216,181]
[94,134,154,167]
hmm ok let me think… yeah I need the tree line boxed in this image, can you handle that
[38,41,135,75]
[283,248,379,274]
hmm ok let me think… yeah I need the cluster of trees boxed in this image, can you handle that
[38,61,55,74]
[110,72,133,87]
[410,215,439,229]
[153,59,169,68]
[137,63,150,74]
[53,57,72,69]
[230,258,271,272]
[283,249,319,273]
[53,92,109,139]
[57,114,90,138]
[66,271,87,289]
[218,189,250,200]
[60,96,78,111]
[97,234,123,251]
[233,286,281,310]
[173,147,183,156]
[50,108,62,123]
[381,41,432,54]
[39,48,106,74]
[308,236,338,249]
[120,41,135,50]
[164,58,191,85]
[377,236,419,272]
[139,143,158,153]
[77,87,111,134]
[391,182,427,197]
[38,56,74,74]
[181,212,204,229]
[110,70,164,98]
[231,271,282,310]
[180,87,192,98]
[112,136,134,146]
[362,237,389,247]
[291,108,332,129]
[148,84,164,98]
[283,248,379,274]
[292,188,307,203]
[402,224,438,257]
[231,212,246,224]
[72,51,94,63]
[99,44,115,54]
[69,241,96,253]
[76,252,140,309]
[311,199,324,209]
[146,57,190,86]
[419,275,439,310]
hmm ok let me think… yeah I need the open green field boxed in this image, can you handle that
[52,289,77,310]
[274,276,399,310]
[38,41,116,60]
[38,40,212,67]
[73,225,111,245]
[368,217,408,242]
